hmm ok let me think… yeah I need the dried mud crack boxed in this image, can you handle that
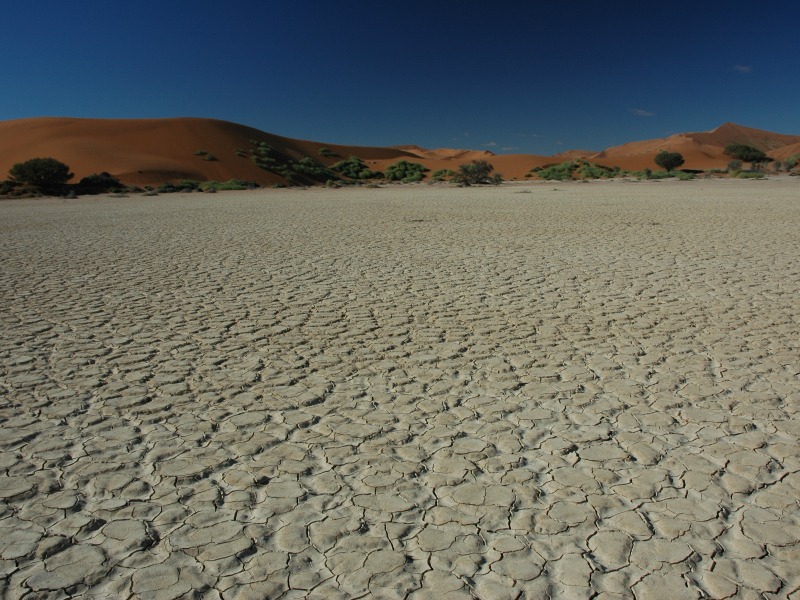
[1,181,799,599]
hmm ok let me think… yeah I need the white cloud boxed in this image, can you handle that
[630,108,655,117]
[484,142,497,147]
[733,64,753,74]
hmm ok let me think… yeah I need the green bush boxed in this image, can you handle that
[158,181,210,193]
[648,170,675,179]
[8,157,74,189]
[0,180,20,195]
[453,160,500,185]
[724,143,771,168]
[318,147,337,157]
[330,156,381,179]
[578,162,619,179]
[201,179,260,191]
[654,151,685,172]
[727,159,743,172]
[430,168,455,182]
[292,157,336,182]
[76,172,125,194]
[385,160,428,182]
[537,161,576,181]
[675,171,696,180]
[736,171,766,179]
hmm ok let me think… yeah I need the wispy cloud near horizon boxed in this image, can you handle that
[733,64,753,74]
[630,108,655,117]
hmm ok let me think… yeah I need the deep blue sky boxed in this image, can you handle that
[2,1,798,154]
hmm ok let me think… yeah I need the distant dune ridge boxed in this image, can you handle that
[0,117,798,186]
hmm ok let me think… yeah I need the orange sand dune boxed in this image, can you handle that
[394,145,497,162]
[1,117,798,186]
[687,122,800,151]
[593,122,800,171]
[0,117,418,186]
[769,141,800,161]
[552,150,598,160]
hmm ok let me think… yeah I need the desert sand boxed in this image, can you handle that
[1,118,798,187]
[1,179,799,599]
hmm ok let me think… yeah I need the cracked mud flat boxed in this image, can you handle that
[1,180,799,599]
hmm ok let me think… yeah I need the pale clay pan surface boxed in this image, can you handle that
[1,180,799,599]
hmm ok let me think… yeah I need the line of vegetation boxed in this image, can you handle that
[530,157,701,181]
[453,160,503,186]
[248,140,338,184]
[5,142,795,199]
[430,168,455,182]
[534,160,624,181]
[384,160,428,183]
[329,155,382,180]
[723,143,772,169]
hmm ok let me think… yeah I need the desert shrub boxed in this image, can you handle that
[77,172,125,194]
[537,161,576,181]
[195,150,217,161]
[453,160,499,185]
[246,142,303,184]
[8,157,74,189]
[177,180,202,190]
[0,180,20,195]
[578,162,619,179]
[785,154,800,170]
[675,171,696,180]
[430,168,456,182]
[318,147,337,157]
[736,171,766,179]
[385,160,428,182]
[292,157,336,182]
[331,156,381,179]
[195,179,259,191]
[724,143,772,168]
[727,159,743,172]
[648,170,674,179]
[252,154,278,169]
[654,151,685,172]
